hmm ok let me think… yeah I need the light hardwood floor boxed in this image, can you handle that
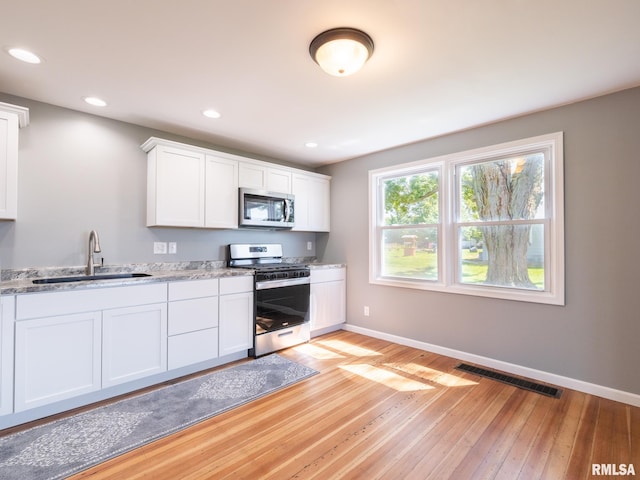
[16,330,640,479]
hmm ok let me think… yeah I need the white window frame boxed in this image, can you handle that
[369,132,564,305]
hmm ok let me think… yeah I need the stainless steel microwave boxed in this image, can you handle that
[239,188,295,229]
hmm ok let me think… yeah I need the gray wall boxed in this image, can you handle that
[0,93,316,269]
[318,87,640,395]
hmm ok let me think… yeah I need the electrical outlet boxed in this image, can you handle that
[153,242,167,254]
[307,241,313,251]
[364,306,370,316]
[168,242,177,254]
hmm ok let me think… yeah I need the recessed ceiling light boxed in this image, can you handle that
[305,142,318,148]
[202,109,221,119]
[83,96,107,107]
[6,47,42,64]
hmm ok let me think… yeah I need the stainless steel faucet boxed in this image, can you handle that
[86,230,102,275]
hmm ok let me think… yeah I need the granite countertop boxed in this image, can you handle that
[0,261,251,295]
[307,262,347,269]
[0,260,346,295]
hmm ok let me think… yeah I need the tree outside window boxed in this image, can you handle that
[457,152,545,290]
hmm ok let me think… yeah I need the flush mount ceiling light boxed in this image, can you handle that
[309,27,374,77]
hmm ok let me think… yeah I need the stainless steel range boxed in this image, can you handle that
[228,244,310,357]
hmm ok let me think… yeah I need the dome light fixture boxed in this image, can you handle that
[309,27,374,77]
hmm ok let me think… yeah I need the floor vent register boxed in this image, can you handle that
[455,363,562,398]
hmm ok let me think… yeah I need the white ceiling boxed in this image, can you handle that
[2,1,640,167]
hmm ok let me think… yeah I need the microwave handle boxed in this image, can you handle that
[284,199,292,222]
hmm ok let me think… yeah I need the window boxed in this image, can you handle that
[369,132,564,305]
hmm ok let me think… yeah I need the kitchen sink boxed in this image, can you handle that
[32,273,152,284]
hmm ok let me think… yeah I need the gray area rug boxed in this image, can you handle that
[0,354,317,480]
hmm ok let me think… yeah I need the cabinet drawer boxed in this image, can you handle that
[168,279,218,301]
[168,296,219,335]
[16,283,168,320]
[310,267,345,283]
[219,275,254,295]
[168,328,218,370]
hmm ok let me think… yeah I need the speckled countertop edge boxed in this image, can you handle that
[307,263,347,269]
[1,259,345,295]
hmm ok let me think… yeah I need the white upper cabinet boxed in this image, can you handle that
[205,154,239,228]
[142,137,330,230]
[0,102,29,220]
[144,138,242,229]
[238,161,292,193]
[146,144,206,227]
[292,172,331,232]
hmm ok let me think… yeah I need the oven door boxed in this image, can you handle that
[255,280,310,335]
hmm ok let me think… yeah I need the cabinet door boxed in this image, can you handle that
[292,173,330,232]
[148,145,205,227]
[219,292,253,356]
[0,109,18,220]
[267,167,292,194]
[238,162,267,189]
[102,303,167,387]
[14,311,102,412]
[239,161,292,193]
[0,296,15,415]
[310,280,346,331]
[205,154,239,228]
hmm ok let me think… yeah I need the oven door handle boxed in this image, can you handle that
[255,277,310,290]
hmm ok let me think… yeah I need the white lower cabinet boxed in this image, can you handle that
[0,296,14,415]
[14,311,102,412]
[102,303,168,388]
[219,276,254,356]
[310,267,346,333]
[168,279,219,370]
[6,276,255,423]
[168,328,218,370]
[13,283,167,411]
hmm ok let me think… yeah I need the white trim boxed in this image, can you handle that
[342,324,640,408]
[0,102,29,127]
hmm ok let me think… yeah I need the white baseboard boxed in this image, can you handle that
[342,324,640,408]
